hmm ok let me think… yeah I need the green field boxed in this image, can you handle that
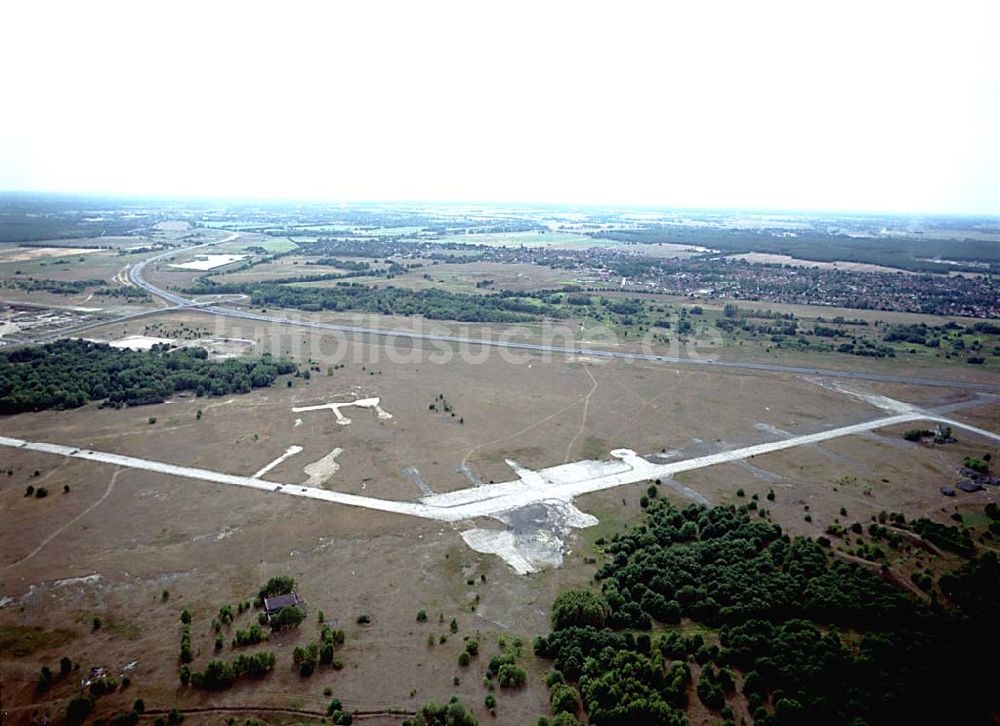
[219,238,299,253]
[446,231,604,248]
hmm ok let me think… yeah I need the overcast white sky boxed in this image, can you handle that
[2,1,998,213]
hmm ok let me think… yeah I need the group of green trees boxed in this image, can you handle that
[257,575,296,600]
[186,651,277,690]
[403,697,479,726]
[591,226,1000,273]
[0,276,104,294]
[0,339,296,413]
[0,275,150,300]
[532,499,1000,725]
[186,280,566,323]
[94,285,151,300]
[293,622,346,676]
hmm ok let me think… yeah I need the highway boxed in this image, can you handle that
[112,237,1000,394]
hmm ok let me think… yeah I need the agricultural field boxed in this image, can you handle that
[359,262,589,294]
[446,232,602,249]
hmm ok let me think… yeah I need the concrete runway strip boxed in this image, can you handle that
[1,413,995,524]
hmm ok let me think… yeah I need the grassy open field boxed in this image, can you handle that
[357,262,588,294]
[2,221,998,725]
[2,305,996,723]
[218,238,300,254]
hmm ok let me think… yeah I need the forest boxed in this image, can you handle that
[0,339,297,413]
[532,499,1000,725]
[186,281,568,323]
[0,277,105,295]
[591,227,1000,273]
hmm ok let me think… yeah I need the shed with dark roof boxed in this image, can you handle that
[264,592,305,618]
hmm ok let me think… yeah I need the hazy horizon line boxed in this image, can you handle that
[2,188,998,220]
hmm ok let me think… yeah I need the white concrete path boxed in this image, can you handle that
[251,445,303,479]
[292,397,393,426]
[0,412,995,524]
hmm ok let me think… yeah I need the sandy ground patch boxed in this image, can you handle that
[108,335,175,351]
[627,242,716,258]
[169,254,247,271]
[179,336,255,359]
[725,252,910,274]
[302,447,344,487]
[0,246,104,263]
[0,304,97,339]
[154,221,191,231]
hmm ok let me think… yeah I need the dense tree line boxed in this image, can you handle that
[590,227,1000,273]
[94,286,151,300]
[533,499,1000,725]
[186,281,567,323]
[0,339,296,413]
[592,501,918,630]
[0,277,104,294]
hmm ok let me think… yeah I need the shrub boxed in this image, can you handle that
[404,698,478,726]
[269,605,305,631]
[459,651,471,666]
[198,659,237,690]
[217,604,234,625]
[66,695,94,725]
[37,665,53,691]
[180,609,192,624]
[35,486,48,498]
[357,613,371,624]
[964,457,989,475]
[551,590,610,630]
[257,575,295,600]
[545,670,565,688]
[550,683,579,714]
[498,663,527,688]
[416,609,428,622]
